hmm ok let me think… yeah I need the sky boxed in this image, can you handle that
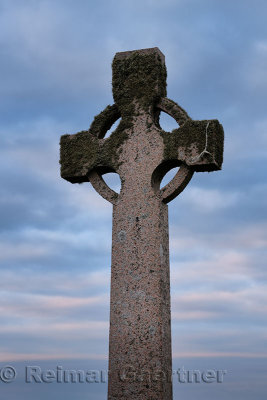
[0,0,267,398]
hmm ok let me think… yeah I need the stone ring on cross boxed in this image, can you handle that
[60,51,222,207]
[86,96,194,205]
[60,47,224,400]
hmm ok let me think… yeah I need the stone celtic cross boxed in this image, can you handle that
[60,47,224,400]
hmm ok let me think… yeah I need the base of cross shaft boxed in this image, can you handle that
[108,187,172,400]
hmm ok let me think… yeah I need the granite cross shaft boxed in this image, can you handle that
[60,47,224,400]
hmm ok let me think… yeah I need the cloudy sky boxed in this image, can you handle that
[0,0,267,399]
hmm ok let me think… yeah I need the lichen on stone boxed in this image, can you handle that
[157,97,190,127]
[60,47,224,186]
[60,108,133,182]
[160,119,224,171]
[112,49,167,116]
[89,104,121,138]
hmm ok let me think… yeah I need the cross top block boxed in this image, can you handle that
[60,47,224,203]
[112,47,167,114]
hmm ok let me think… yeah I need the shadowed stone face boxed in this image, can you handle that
[59,47,224,400]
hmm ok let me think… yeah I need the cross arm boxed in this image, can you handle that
[161,119,224,172]
[60,116,129,183]
[60,130,101,183]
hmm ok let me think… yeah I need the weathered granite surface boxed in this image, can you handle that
[60,47,224,400]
